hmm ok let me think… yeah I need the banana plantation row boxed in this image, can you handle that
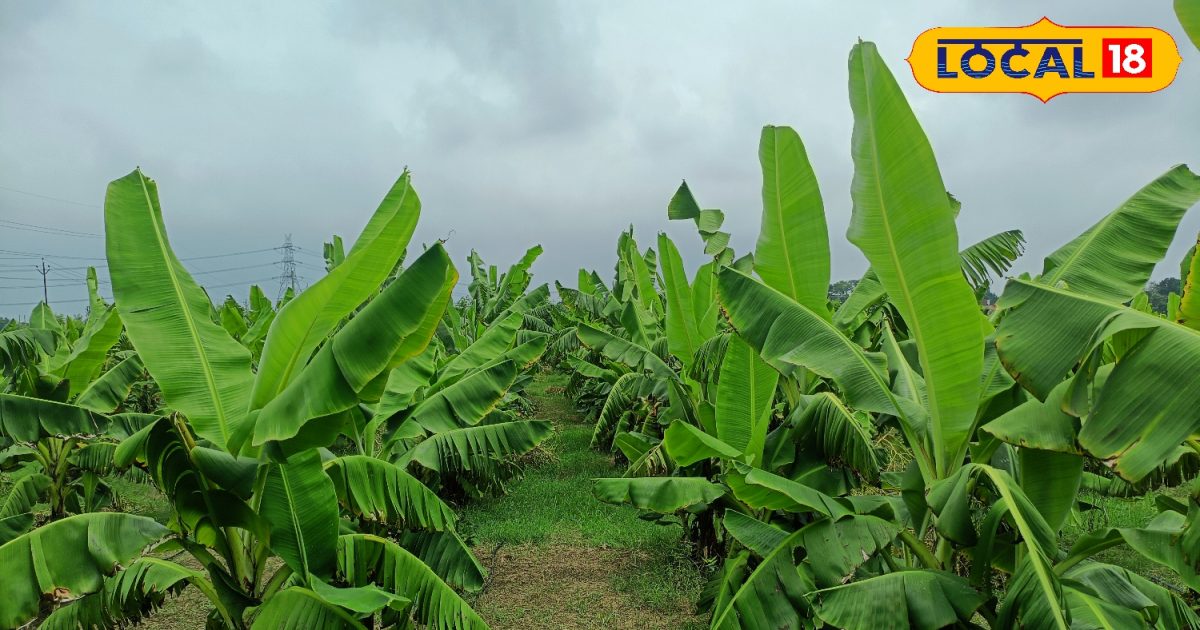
[2,41,1199,630]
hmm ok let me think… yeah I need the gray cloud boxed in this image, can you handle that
[2,1,1198,317]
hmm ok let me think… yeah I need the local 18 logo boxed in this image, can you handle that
[907,17,1183,102]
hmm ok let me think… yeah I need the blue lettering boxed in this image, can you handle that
[1072,46,1094,78]
[1000,44,1030,78]
[937,47,957,78]
[1034,46,1069,78]
[960,43,995,79]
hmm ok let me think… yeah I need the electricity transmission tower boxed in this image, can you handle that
[277,235,297,299]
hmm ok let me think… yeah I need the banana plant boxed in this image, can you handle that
[0,282,148,520]
[592,39,1200,628]
[0,169,492,629]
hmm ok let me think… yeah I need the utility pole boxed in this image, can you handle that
[277,235,297,300]
[36,258,49,305]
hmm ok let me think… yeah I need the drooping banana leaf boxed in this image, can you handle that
[996,278,1200,481]
[592,476,725,513]
[810,570,984,630]
[717,268,923,426]
[1038,165,1200,303]
[710,529,814,630]
[250,586,366,629]
[0,473,49,545]
[253,245,455,447]
[105,169,254,451]
[40,556,228,630]
[662,420,742,467]
[754,125,831,318]
[0,393,109,441]
[847,41,983,477]
[721,511,790,558]
[324,455,457,532]
[75,354,144,413]
[576,324,674,380]
[0,512,168,628]
[393,530,486,592]
[438,311,522,382]
[395,420,552,474]
[337,533,488,630]
[408,360,518,432]
[253,171,422,409]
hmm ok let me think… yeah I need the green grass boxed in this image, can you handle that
[1062,487,1191,590]
[459,370,706,626]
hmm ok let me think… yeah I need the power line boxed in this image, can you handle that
[0,184,100,208]
[0,219,102,238]
[0,297,91,308]
[0,246,287,265]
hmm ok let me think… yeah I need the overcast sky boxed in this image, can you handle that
[2,1,1198,318]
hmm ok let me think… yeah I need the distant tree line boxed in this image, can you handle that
[1146,277,1181,314]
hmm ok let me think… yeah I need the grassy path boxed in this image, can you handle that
[459,371,704,629]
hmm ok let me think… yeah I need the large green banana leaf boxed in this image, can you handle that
[716,268,923,427]
[725,466,849,518]
[662,420,742,466]
[0,473,49,545]
[325,455,457,531]
[438,311,522,382]
[1062,509,1200,591]
[105,169,254,451]
[1180,0,1200,49]
[0,393,108,441]
[996,278,1200,481]
[50,280,123,398]
[252,171,421,408]
[75,354,144,413]
[847,41,982,477]
[810,570,983,629]
[40,556,226,629]
[253,245,455,447]
[929,464,1066,627]
[790,392,880,482]
[592,476,725,513]
[393,530,486,592]
[337,534,488,630]
[1039,165,1200,303]
[0,327,55,373]
[396,419,552,474]
[721,511,789,558]
[576,324,674,379]
[799,515,899,588]
[261,449,340,581]
[250,587,367,629]
[28,302,60,335]
[754,125,830,318]
[710,529,814,629]
[715,335,778,463]
[408,360,518,432]
[657,233,702,368]
[833,229,1025,329]
[0,512,168,628]
[1179,233,1200,329]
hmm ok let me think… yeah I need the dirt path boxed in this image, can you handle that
[460,371,705,629]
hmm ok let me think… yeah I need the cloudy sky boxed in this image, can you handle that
[1,1,1197,318]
